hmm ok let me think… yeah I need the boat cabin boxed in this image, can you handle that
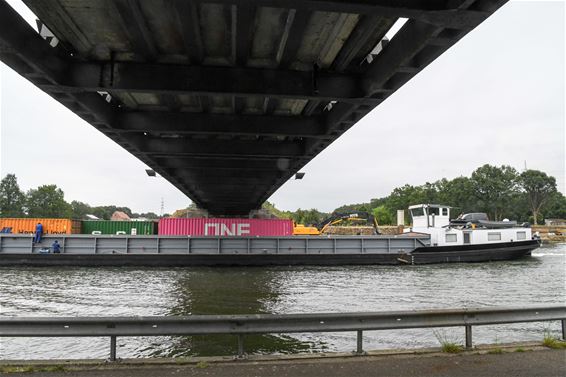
[408,204,451,228]
[406,203,533,247]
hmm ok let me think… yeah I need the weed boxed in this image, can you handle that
[433,329,464,353]
[0,366,35,373]
[487,347,503,354]
[195,361,209,369]
[542,331,566,349]
[515,347,525,352]
[0,365,68,374]
[42,365,67,372]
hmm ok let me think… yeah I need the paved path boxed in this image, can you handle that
[4,349,565,377]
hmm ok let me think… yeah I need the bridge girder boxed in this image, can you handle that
[0,0,508,215]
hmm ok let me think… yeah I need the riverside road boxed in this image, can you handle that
[7,349,566,377]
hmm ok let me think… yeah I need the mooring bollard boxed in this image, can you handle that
[465,325,473,349]
[356,330,364,355]
[109,335,117,361]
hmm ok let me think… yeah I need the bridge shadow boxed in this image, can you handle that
[155,267,326,357]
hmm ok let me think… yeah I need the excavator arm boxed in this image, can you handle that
[294,211,380,235]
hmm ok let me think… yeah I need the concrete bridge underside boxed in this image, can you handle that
[0,0,506,215]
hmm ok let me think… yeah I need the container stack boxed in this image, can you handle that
[158,218,293,236]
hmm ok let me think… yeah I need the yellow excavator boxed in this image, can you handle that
[293,211,379,236]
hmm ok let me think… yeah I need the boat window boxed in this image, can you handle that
[411,208,425,217]
[517,231,526,240]
[445,234,457,242]
[428,207,440,216]
[442,208,448,216]
[488,232,501,241]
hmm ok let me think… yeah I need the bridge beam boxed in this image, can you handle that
[198,0,492,29]
[153,157,296,171]
[129,137,305,158]
[61,62,379,105]
[111,112,328,139]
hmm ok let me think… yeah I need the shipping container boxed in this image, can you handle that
[158,218,293,236]
[81,220,157,235]
[0,218,81,234]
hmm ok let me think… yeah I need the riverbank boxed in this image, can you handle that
[533,225,566,243]
[1,343,564,377]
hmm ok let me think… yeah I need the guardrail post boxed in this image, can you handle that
[356,330,364,355]
[562,319,566,341]
[109,336,117,361]
[237,335,245,358]
[465,325,473,349]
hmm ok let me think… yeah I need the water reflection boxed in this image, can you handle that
[159,267,324,356]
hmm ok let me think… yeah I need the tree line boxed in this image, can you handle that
[1,164,564,225]
[0,174,163,220]
[268,165,565,226]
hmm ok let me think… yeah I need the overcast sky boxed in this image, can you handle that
[1,1,564,215]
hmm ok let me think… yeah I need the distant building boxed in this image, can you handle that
[111,211,131,221]
[85,214,100,220]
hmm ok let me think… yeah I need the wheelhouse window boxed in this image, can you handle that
[445,234,457,243]
[442,208,448,216]
[488,232,501,241]
[517,231,526,240]
[411,208,425,217]
[428,207,440,215]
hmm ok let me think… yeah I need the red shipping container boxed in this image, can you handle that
[158,218,293,236]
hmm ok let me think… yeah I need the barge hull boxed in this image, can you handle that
[0,235,538,267]
[411,240,539,264]
[0,253,404,267]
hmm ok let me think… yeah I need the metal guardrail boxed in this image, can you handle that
[1,306,565,361]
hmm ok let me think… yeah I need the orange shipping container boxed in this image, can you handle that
[0,218,81,235]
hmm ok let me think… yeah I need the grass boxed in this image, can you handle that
[487,335,503,354]
[0,366,35,374]
[433,329,464,353]
[514,347,525,352]
[0,365,67,374]
[542,331,566,349]
[195,361,209,369]
[487,348,503,354]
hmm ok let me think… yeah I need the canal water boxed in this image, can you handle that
[0,244,564,360]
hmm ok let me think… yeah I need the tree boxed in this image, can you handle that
[518,170,557,225]
[90,205,133,220]
[134,212,160,219]
[372,205,393,225]
[436,177,476,214]
[543,192,566,221]
[71,200,92,219]
[470,165,519,220]
[0,174,25,217]
[26,185,72,218]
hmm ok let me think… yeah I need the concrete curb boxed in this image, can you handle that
[0,341,549,372]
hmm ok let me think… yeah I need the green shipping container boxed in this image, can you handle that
[81,221,156,235]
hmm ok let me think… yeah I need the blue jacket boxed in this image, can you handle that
[36,223,43,233]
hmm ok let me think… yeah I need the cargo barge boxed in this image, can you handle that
[0,232,536,267]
